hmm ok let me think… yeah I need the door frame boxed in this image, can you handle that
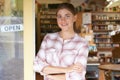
[23,0,35,80]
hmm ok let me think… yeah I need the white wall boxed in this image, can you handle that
[70,0,85,7]
[37,0,68,4]
[106,0,120,8]
[37,0,86,7]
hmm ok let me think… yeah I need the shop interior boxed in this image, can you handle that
[35,0,120,80]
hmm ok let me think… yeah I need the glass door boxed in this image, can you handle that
[0,0,24,80]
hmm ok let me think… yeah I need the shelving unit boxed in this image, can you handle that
[92,12,120,51]
[36,9,61,52]
[38,9,60,40]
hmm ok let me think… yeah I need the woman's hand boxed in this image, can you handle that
[46,63,83,80]
[47,74,65,80]
[67,63,83,73]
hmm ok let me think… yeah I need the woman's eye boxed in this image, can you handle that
[57,16,61,19]
[66,15,70,18]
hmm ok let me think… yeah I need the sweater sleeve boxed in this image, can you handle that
[33,35,49,75]
[65,41,89,80]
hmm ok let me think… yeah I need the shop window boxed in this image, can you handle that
[0,0,23,80]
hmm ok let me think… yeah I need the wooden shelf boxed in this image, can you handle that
[94,37,111,39]
[92,12,120,13]
[92,19,120,21]
[93,30,112,32]
[40,22,57,25]
[95,42,112,44]
[97,47,112,51]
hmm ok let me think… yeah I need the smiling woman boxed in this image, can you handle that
[34,3,89,80]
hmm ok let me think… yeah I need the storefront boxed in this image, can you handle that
[35,0,120,80]
[0,0,120,80]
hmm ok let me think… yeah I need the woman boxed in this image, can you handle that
[34,3,89,80]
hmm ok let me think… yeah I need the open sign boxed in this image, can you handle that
[0,24,23,32]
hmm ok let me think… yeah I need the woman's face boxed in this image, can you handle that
[57,9,76,32]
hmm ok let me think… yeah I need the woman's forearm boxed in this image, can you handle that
[42,63,83,75]
[42,65,68,75]
[47,74,66,80]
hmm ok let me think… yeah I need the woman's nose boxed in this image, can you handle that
[61,17,66,21]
